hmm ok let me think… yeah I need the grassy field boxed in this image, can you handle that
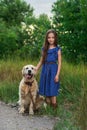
[0,58,87,130]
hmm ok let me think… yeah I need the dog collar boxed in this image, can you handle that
[24,80,34,86]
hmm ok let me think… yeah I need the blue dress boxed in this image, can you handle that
[39,46,61,96]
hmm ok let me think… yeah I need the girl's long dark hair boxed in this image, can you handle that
[42,29,58,64]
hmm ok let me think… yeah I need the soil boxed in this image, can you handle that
[0,101,59,130]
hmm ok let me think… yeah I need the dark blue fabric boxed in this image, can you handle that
[39,46,61,96]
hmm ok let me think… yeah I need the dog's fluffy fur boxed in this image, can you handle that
[18,65,45,115]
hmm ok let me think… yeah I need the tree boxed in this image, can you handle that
[0,0,35,58]
[0,0,51,59]
[52,0,87,63]
[0,0,34,26]
[0,20,18,58]
[18,14,51,59]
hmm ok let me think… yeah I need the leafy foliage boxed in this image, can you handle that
[52,0,87,63]
[18,14,51,59]
[0,0,33,26]
[0,20,18,58]
[0,0,51,59]
[1,0,87,63]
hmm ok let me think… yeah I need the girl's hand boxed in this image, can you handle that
[54,75,59,82]
[34,67,38,74]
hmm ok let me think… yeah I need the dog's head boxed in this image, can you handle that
[22,65,36,80]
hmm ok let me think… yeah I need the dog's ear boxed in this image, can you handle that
[22,66,25,76]
[32,65,37,75]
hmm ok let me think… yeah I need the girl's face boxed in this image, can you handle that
[47,33,55,45]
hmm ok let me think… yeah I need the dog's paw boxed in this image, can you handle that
[18,107,25,114]
[43,102,47,109]
[29,110,34,115]
[17,100,21,105]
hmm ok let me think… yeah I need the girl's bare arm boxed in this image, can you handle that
[56,49,62,77]
[36,56,43,71]
[54,49,61,82]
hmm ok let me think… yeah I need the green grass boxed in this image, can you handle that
[0,81,18,103]
[0,58,87,129]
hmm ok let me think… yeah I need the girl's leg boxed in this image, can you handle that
[51,96,57,109]
[45,96,51,105]
[51,96,56,104]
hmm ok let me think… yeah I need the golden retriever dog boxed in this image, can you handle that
[18,65,45,115]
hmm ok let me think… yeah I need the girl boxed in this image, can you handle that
[36,29,61,109]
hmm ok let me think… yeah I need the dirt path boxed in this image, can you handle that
[0,101,58,130]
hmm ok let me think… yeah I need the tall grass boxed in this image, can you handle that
[56,61,87,130]
[0,58,87,129]
[0,81,18,103]
[77,81,87,130]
